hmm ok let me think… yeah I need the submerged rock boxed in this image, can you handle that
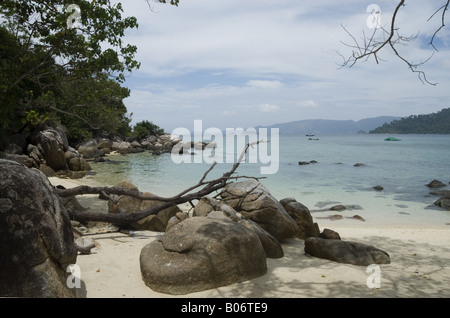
[426,179,446,188]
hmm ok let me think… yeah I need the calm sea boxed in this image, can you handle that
[87,134,450,227]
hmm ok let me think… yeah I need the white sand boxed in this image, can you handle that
[49,176,450,298]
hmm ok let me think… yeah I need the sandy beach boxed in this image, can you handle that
[49,176,450,298]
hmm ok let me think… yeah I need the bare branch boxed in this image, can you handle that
[428,0,450,51]
[338,0,446,86]
[57,140,267,227]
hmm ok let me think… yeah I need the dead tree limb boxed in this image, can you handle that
[58,140,267,227]
[338,0,449,85]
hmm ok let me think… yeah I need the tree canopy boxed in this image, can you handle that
[370,108,450,134]
[0,0,176,149]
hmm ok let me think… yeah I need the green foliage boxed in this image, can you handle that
[133,120,165,140]
[370,108,450,134]
[23,110,49,127]
[0,1,177,149]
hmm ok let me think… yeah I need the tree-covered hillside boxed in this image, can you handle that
[370,108,450,134]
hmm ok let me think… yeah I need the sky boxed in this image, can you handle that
[114,0,450,132]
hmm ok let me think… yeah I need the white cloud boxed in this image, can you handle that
[246,80,284,89]
[258,104,280,113]
[297,100,319,108]
[115,0,450,130]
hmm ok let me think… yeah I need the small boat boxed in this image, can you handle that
[384,137,401,141]
[306,133,315,137]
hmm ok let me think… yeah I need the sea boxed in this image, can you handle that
[86,134,450,228]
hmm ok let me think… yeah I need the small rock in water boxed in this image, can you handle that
[350,215,365,221]
[426,179,446,188]
[330,204,346,211]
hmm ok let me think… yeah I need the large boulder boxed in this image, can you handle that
[0,160,78,297]
[140,217,267,295]
[220,180,297,241]
[36,129,68,171]
[279,197,320,239]
[238,219,284,258]
[304,237,390,266]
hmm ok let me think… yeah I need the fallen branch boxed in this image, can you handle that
[58,140,266,227]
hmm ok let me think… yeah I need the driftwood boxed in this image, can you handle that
[56,141,266,228]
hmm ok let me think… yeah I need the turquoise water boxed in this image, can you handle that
[87,134,450,227]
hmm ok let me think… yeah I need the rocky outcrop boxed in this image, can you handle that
[1,125,91,177]
[140,217,267,295]
[304,237,390,266]
[85,134,181,157]
[0,160,78,297]
[220,180,297,241]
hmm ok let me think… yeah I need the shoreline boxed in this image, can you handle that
[48,175,450,298]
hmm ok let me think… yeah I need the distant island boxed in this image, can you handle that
[256,116,401,135]
[256,107,450,135]
[370,108,450,134]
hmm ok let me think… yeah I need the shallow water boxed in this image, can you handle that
[87,134,450,227]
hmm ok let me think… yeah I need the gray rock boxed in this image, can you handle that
[279,198,320,239]
[68,157,92,171]
[140,217,267,295]
[319,228,341,240]
[330,204,346,211]
[220,180,297,241]
[304,237,390,266]
[434,196,450,210]
[238,219,284,258]
[193,196,240,221]
[36,129,68,171]
[108,182,180,231]
[0,160,78,297]
[426,179,446,188]
[3,154,35,168]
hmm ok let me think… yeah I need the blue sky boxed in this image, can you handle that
[115,0,450,132]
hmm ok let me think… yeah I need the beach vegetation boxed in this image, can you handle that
[0,0,175,149]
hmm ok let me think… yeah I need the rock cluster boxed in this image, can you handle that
[77,133,181,158]
[0,123,183,179]
[2,124,91,179]
[0,160,393,297]
[139,179,391,295]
